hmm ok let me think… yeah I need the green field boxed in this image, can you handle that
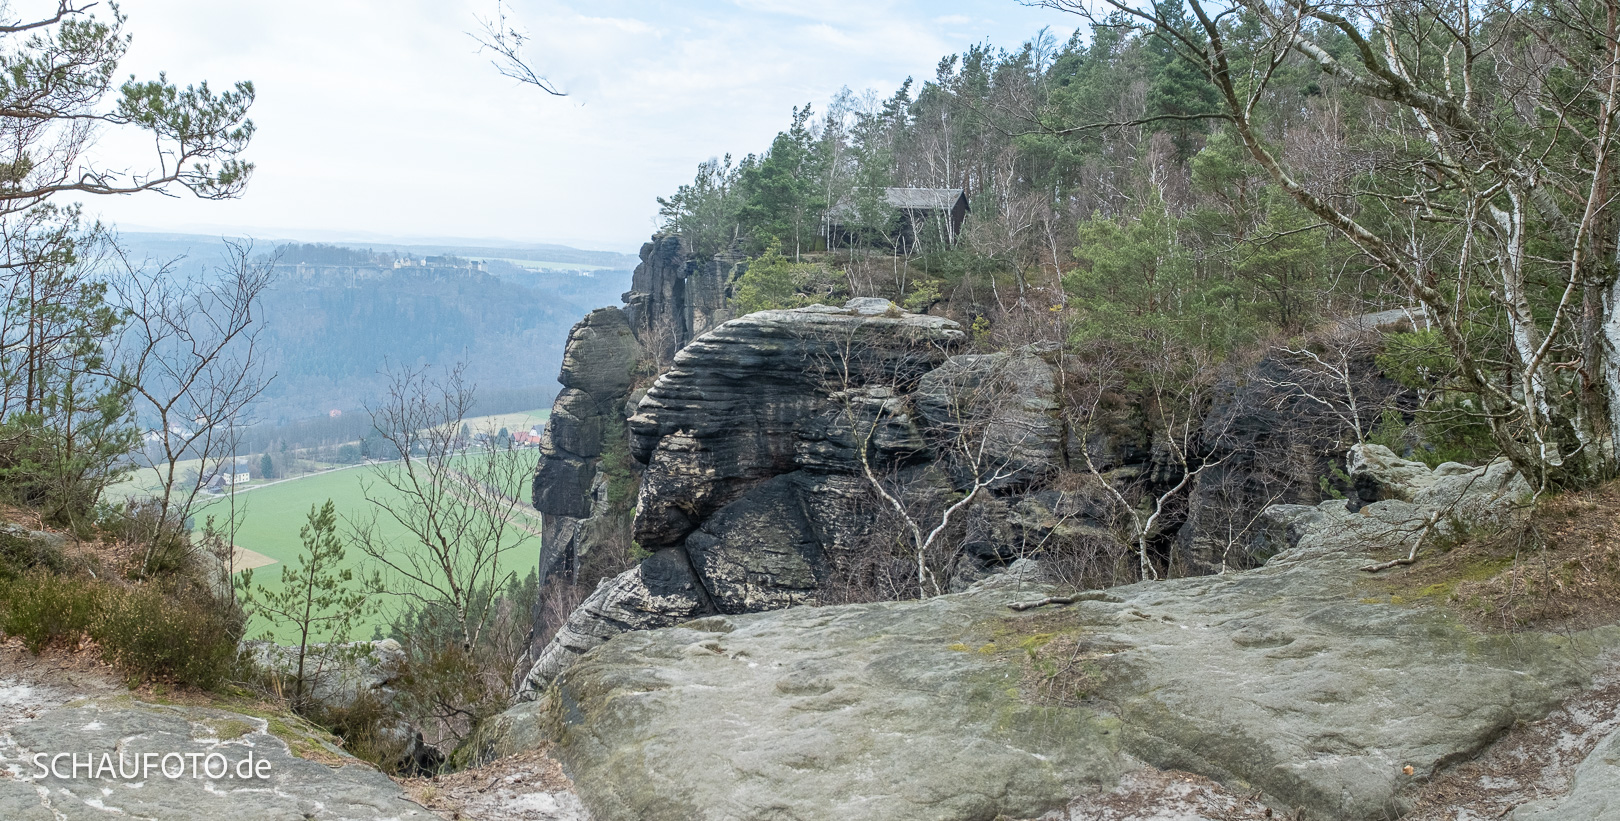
[194,454,544,643]
[103,408,551,642]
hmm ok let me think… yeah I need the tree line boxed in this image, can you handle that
[658,0,1620,494]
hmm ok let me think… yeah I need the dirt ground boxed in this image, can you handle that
[397,746,585,821]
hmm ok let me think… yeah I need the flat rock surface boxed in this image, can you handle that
[0,698,437,821]
[0,642,441,821]
[535,495,1620,821]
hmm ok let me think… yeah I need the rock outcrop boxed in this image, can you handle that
[0,698,434,820]
[1176,318,1409,574]
[523,241,1436,704]
[488,453,1618,821]
[531,234,748,590]
[521,298,975,692]
[532,306,640,583]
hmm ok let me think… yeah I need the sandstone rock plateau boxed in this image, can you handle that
[487,450,1620,820]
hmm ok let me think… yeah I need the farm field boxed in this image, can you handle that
[192,451,544,643]
[103,408,550,503]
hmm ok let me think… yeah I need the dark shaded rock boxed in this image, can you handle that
[683,473,829,612]
[1177,339,1403,574]
[946,489,1118,592]
[547,389,609,458]
[793,385,928,473]
[532,441,596,521]
[628,301,962,551]
[621,234,746,364]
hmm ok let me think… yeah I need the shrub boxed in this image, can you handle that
[0,571,99,652]
[0,528,68,581]
[731,247,826,314]
[0,571,243,689]
[94,582,243,690]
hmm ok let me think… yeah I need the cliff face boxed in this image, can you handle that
[530,234,738,584]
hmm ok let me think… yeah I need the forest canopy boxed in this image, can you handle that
[657,0,1620,491]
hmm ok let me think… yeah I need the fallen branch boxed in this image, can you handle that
[1009,595,1082,611]
[1007,591,1122,611]
[1359,555,1418,573]
[1361,511,1442,573]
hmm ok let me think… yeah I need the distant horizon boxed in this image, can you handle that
[113,223,648,258]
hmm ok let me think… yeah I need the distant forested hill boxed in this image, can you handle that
[251,244,630,424]
[110,235,633,429]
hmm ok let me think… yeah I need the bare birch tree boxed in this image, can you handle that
[1066,342,1233,580]
[102,242,274,573]
[351,365,534,652]
[1034,0,1620,489]
[816,318,1033,597]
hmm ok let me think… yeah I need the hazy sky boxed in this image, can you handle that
[70,1,1083,252]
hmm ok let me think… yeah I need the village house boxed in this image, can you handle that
[203,458,253,492]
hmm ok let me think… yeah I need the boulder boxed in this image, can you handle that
[1349,443,1531,526]
[1348,442,1440,501]
[240,639,405,711]
[625,300,960,551]
[681,473,830,613]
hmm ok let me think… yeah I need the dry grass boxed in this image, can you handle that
[1367,479,1620,631]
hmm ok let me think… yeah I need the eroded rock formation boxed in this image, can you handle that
[522,237,1391,696]
[530,234,739,586]
[486,449,1620,821]
[522,298,976,692]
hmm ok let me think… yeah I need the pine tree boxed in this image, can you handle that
[241,500,369,705]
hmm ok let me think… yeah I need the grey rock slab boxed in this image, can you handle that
[530,496,1618,821]
[0,699,435,821]
[551,586,1129,821]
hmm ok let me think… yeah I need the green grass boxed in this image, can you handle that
[198,455,542,643]
[103,409,550,504]
[100,409,552,643]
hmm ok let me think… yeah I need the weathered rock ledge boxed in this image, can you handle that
[0,696,435,820]
[484,452,1620,821]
